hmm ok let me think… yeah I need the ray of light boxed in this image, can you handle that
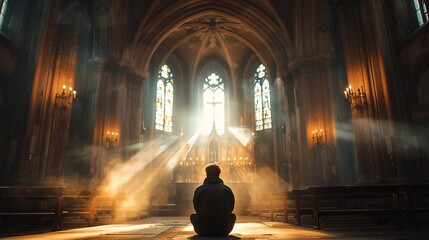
[227,126,254,146]
[100,135,179,195]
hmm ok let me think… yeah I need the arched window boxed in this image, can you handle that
[413,0,429,26]
[254,64,272,131]
[203,73,224,135]
[0,0,10,30]
[155,64,174,132]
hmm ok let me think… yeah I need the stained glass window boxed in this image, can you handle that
[203,73,224,135]
[155,64,174,132]
[0,0,9,30]
[254,64,272,131]
[414,0,429,26]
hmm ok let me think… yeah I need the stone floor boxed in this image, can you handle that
[1,216,429,240]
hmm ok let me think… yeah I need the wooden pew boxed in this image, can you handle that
[61,188,95,226]
[307,185,403,229]
[91,194,148,222]
[285,189,313,225]
[258,192,287,221]
[62,192,138,226]
[401,184,429,226]
[0,186,64,231]
[0,186,149,230]
[257,190,313,225]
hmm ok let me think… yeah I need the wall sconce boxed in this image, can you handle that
[106,131,119,149]
[344,85,366,109]
[56,85,77,105]
[312,129,324,144]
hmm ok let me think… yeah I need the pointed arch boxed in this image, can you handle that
[155,64,174,132]
[254,63,272,131]
[130,0,294,83]
[203,72,225,135]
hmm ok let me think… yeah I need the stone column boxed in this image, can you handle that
[289,58,338,186]
[22,1,84,184]
[280,72,299,188]
[336,0,402,183]
[88,58,144,184]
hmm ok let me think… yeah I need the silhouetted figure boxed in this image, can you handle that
[190,164,236,236]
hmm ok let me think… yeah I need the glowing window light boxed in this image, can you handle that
[155,64,174,132]
[203,73,225,135]
[254,64,272,131]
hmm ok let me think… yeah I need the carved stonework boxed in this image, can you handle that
[93,0,112,56]
[127,73,144,87]
[288,56,335,76]
[317,0,332,52]
[89,58,120,73]
[89,58,145,85]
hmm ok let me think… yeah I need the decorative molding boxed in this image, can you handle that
[287,55,336,76]
[317,0,332,51]
[127,73,145,87]
[88,58,145,86]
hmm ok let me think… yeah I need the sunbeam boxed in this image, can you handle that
[227,126,254,146]
[100,135,178,195]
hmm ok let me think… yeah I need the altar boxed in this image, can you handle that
[172,123,255,215]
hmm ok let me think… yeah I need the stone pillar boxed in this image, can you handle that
[289,58,338,186]
[20,1,85,184]
[280,72,298,188]
[336,0,403,183]
[88,58,144,184]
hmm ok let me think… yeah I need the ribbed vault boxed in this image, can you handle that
[130,0,294,84]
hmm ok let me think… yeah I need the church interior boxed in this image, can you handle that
[0,0,429,236]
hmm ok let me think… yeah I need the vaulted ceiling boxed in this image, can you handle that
[129,0,294,82]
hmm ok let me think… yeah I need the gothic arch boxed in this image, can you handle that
[129,0,293,78]
[194,60,230,119]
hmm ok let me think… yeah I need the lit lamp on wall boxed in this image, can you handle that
[47,84,76,181]
[344,85,366,109]
[106,131,118,149]
[56,85,77,105]
[312,129,324,145]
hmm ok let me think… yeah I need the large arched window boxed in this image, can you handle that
[203,73,224,135]
[155,64,174,132]
[254,64,272,131]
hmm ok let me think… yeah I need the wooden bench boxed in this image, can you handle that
[307,185,403,229]
[285,189,313,225]
[401,184,429,226]
[61,188,95,226]
[63,191,148,225]
[258,193,287,221]
[0,186,150,230]
[257,190,313,225]
[0,186,64,231]
[91,194,148,222]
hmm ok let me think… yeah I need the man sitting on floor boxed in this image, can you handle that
[190,164,236,236]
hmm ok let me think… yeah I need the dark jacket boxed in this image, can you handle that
[192,177,235,228]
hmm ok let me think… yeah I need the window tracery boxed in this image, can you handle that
[155,64,174,132]
[254,64,272,131]
[203,73,224,135]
